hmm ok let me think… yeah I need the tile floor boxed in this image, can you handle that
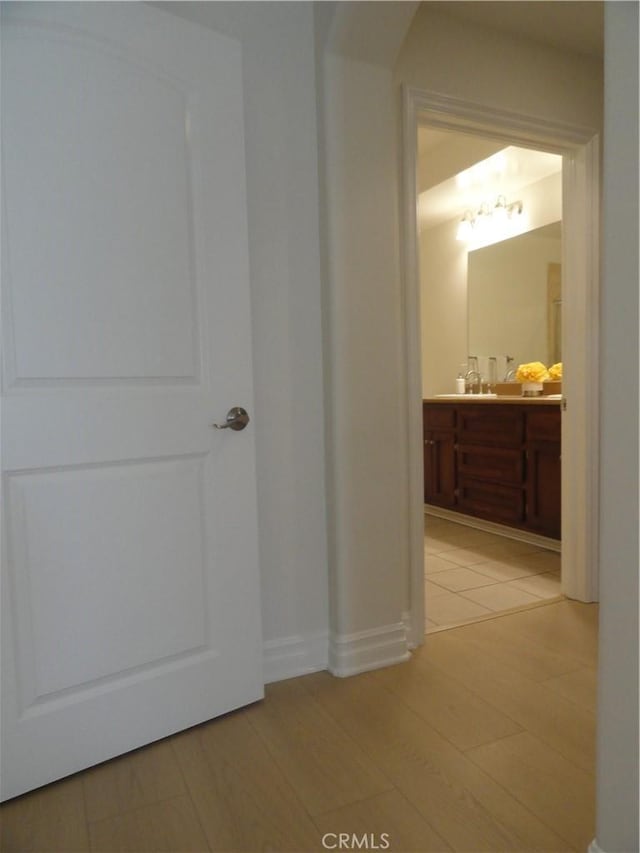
[425,514,562,633]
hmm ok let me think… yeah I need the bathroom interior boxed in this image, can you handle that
[418,126,564,633]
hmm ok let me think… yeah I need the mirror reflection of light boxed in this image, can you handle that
[467,209,528,250]
[492,195,508,226]
[474,212,493,241]
[456,213,475,241]
[456,151,508,190]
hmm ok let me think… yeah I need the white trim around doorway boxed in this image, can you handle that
[401,87,600,648]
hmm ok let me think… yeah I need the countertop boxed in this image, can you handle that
[424,395,562,405]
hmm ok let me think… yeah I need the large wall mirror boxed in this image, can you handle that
[467,222,562,376]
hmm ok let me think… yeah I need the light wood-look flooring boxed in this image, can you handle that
[0,600,598,853]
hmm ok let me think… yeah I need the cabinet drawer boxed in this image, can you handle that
[457,477,525,525]
[423,404,456,431]
[457,444,524,485]
[457,405,523,446]
[527,408,561,442]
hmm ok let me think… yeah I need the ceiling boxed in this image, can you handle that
[424,1,604,60]
[418,139,562,230]
[417,127,455,157]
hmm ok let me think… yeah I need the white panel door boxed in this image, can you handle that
[1,3,262,800]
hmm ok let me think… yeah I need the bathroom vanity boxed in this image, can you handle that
[423,397,561,539]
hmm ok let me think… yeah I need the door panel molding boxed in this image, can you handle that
[1,3,262,800]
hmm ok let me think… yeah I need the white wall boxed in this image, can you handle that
[420,218,468,396]
[395,4,603,127]
[156,2,329,680]
[321,52,408,663]
[317,3,418,673]
[595,3,639,850]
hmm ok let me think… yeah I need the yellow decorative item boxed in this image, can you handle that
[516,361,549,397]
[548,362,563,380]
[515,361,550,383]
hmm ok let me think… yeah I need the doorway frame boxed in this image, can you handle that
[401,87,600,648]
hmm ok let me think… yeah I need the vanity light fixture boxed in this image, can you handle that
[456,212,475,241]
[492,194,509,225]
[456,195,523,241]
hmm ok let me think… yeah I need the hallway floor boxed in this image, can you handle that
[425,514,562,633]
[0,600,596,852]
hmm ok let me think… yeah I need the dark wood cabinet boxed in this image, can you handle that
[423,401,561,539]
[525,409,562,538]
[423,403,456,506]
[457,405,523,447]
[424,430,456,506]
[457,477,526,525]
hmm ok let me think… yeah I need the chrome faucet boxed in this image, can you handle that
[503,355,517,382]
[487,356,498,393]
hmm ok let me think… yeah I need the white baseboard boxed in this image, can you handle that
[402,610,419,649]
[328,621,410,678]
[264,620,412,683]
[263,631,328,684]
[587,841,605,853]
[424,505,562,553]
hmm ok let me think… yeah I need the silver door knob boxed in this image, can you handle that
[212,406,250,431]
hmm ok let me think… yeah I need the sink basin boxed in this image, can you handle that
[434,393,563,401]
[436,393,497,398]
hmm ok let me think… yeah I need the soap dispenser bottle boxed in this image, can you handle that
[456,365,466,395]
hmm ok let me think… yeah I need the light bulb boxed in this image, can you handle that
[456,214,474,241]
[474,208,492,239]
[493,195,508,225]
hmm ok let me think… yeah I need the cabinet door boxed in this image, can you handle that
[527,442,562,538]
[424,430,456,507]
[527,407,561,443]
